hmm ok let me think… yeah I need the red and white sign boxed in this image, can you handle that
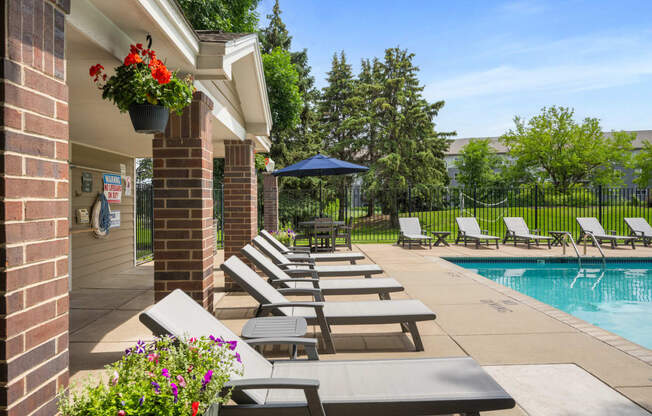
[103,173,122,204]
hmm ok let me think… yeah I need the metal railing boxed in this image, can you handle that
[559,231,583,268]
[582,231,607,268]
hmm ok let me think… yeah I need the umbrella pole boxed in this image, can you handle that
[319,177,323,217]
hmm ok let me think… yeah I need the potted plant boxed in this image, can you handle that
[89,43,194,134]
[58,335,243,416]
[272,228,296,246]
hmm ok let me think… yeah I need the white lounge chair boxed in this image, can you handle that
[455,217,500,249]
[140,289,516,416]
[241,244,404,300]
[624,217,652,247]
[502,217,552,249]
[576,217,636,249]
[253,235,383,279]
[221,255,435,353]
[260,229,364,264]
[398,218,432,249]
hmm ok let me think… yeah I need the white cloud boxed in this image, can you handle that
[425,59,652,101]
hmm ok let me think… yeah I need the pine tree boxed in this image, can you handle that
[318,52,363,219]
[367,47,453,226]
[259,0,291,54]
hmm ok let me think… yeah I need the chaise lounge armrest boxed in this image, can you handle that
[287,246,311,254]
[269,278,320,287]
[277,287,324,301]
[244,338,319,360]
[279,262,316,269]
[260,301,325,313]
[221,378,325,416]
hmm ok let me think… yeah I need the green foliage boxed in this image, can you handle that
[262,48,303,135]
[363,47,453,225]
[177,0,260,32]
[500,106,634,191]
[454,139,503,189]
[58,336,242,416]
[136,158,153,183]
[271,228,296,246]
[259,0,291,53]
[633,140,652,188]
[100,61,194,115]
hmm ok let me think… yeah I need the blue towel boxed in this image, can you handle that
[99,193,111,234]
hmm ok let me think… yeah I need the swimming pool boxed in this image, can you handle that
[447,258,652,349]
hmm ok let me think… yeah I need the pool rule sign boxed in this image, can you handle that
[103,173,122,204]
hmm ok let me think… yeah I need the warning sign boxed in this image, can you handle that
[103,173,122,204]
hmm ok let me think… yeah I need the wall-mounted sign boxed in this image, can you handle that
[124,176,132,196]
[103,173,122,204]
[76,208,89,224]
[81,172,93,193]
[109,211,121,228]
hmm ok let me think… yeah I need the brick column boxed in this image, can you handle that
[263,172,278,232]
[152,92,214,310]
[223,139,257,291]
[0,0,70,414]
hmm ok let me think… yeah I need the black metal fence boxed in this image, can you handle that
[135,182,153,262]
[275,185,652,244]
[136,183,652,260]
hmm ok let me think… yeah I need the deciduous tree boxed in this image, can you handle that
[177,0,260,32]
[454,139,503,189]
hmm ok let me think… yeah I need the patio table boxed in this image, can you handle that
[241,316,317,359]
[549,231,568,247]
[431,231,451,247]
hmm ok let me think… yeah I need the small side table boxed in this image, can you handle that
[549,231,567,247]
[241,316,318,360]
[431,231,451,247]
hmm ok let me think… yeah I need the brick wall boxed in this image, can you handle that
[152,91,215,310]
[0,0,71,414]
[223,139,257,291]
[263,172,278,232]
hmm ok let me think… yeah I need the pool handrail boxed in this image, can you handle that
[583,231,606,268]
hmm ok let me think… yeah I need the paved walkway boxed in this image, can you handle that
[69,243,652,415]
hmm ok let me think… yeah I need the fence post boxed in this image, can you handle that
[408,183,412,217]
[534,184,538,230]
[598,185,603,224]
[473,187,477,218]
[149,185,154,255]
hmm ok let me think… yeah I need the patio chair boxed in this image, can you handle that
[241,244,403,300]
[455,217,500,249]
[334,217,353,250]
[221,255,436,353]
[624,217,652,247]
[576,217,636,249]
[260,229,364,264]
[140,289,516,416]
[253,235,383,279]
[397,217,432,249]
[502,217,553,249]
[313,217,335,253]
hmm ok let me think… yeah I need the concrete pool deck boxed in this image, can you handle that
[69,243,652,415]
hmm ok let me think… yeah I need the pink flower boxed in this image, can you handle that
[117,411,126,416]
[147,353,158,363]
[161,368,170,378]
[110,370,119,385]
[176,374,186,388]
[187,365,194,373]
[189,337,197,343]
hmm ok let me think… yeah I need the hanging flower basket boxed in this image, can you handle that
[89,42,194,134]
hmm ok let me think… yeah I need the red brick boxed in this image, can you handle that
[5,220,55,243]
[55,101,67,121]
[2,262,55,291]
[54,141,67,160]
[3,154,23,176]
[1,108,23,130]
[24,68,67,101]
[24,113,68,140]
[24,200,67,220]
[4,301,56,338]
[25,158,66,179]
[9,379,56,416]
[2,84,55,117]
[25,278,67,307]
[1,291,25,315]
[25,239,66,263]
[22,0,35,67]
[4,178,55,198]
[55,295,68,316]
[24,315,67,350]
[33,0,44,71]
[55,219,67,238]
[1,131,55,158]
[7,0,22,62]
[56,332,67,354]
[3,201,23,221]
[54,257,67,277]
[6,247,24,268]
[43,1,54,76]
[55,180,67,197]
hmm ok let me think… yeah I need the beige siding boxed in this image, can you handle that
[70,143,135,285]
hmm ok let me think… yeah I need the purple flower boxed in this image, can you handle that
[209,335,223,344]
[201,370,213,390]
[139,396,144,406]
[151,381,160,394]
[170,383,178,403]
[161,368,170,378]
[227,340,237,350]
[235,352,241,363]
[135,340,146,354]
[124,348,132,356]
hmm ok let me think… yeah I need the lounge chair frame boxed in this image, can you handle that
[455,217,500,249]
[260,230,363,264]
[397,218,432,249]
[624,217,652,247]
[502,217,552,249]
[576,217,636,249]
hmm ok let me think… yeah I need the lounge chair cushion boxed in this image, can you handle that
[456,217,500,240]
[285,278,404,295]
[399,218,432,240]
[285,264,384,277]
[625,217,652,237]
[577,217,634,239]
[269,358,512,408]
[288,252,366,262]
[289,299,435,324]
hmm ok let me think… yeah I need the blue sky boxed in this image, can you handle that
[256,0,652,138]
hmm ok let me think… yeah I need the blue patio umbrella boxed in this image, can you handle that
[272,153,369,215]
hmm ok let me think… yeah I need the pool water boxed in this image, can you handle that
[450,260,652,349]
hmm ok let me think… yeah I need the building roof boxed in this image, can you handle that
[446,130,652,156]
[195,31,257,44]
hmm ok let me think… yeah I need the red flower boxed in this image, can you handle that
[130,43,143,55]
[191,402,200,416]
[123,52,142,66]
[89,64,104,77]
[151,62,171,85]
